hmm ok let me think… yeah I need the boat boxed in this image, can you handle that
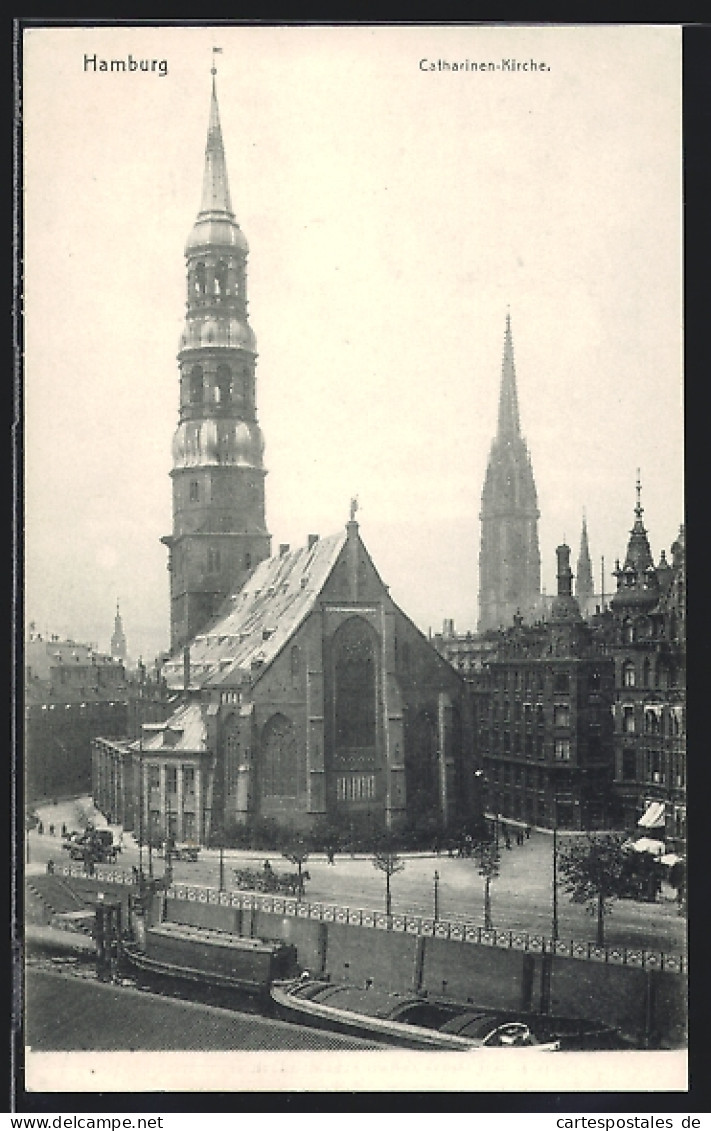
[121,920,298,998]
[270,975,631,1051]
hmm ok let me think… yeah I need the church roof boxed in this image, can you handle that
[135,699,207,754]
[163,530,347,690]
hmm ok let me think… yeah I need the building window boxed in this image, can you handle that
[622,748,636,781]
[336,774,375,802]
[194,262,206,296]
[554,739,571,761]
[622,706,635,734]
[623,619,635,644]
[166,766,177,794]
[189,365,204,403]
[622,661,636,688]
[214,260,228,296]
[216,363,232,404]
[189,480,199,503]
[183,812,196,842]
[553,703,570,728]
[182,766,195,795]
[147,764,160,790]
[334,617,377,749]
[244,552,252,571]
[261,713,297,798]
[553,673,570,694]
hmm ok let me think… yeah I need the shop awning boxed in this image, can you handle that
[633,837,665,855]
[637,801,666,829]
[660,853,683,867]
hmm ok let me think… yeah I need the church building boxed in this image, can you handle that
[92,71,472,844]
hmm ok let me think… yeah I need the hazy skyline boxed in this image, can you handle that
[23,24,683,662]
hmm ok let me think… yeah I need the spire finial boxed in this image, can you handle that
[211,45,222,77]
[349,496,359,522]
[635,469,643,520]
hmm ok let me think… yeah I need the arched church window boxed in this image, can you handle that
[216,364,232,404]
[189,365,204,404]
[261,714,297,798]
[194,262,207,297]
[333,617,377,749]
[214,260,228,296]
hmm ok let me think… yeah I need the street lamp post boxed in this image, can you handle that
[433,870,440,921]
[552,824,559,944]
[219,839,225,892]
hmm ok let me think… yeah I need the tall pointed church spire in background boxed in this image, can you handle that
[497,309,521,440]
[576,511,594,602]
[478,311,541,632]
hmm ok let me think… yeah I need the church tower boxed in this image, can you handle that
[575,512,595,616]
[478,313,541,632]
[110,600,127,662]
[162,68,271,654]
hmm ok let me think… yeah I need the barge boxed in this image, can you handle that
[122,921,298,998]
[271,976,630,1051]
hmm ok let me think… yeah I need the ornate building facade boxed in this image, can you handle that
[594,481,686,850]
[478,314,541,632]
[162,75,271,654]
[475,546,615,831]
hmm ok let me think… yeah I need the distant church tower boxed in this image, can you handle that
[575,512,595,611]
[110,600,127,661]
[162,68,271,654]
[478,313,541,632]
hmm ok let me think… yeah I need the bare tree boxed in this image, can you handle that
[372,844,405,916]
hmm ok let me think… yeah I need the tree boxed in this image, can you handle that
[472,838,500,930]
[282,835,309,899]
[557,832,631,946]
[372,841,405,916]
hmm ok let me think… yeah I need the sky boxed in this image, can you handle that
[22,23,684,663]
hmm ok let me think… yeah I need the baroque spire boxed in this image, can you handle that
[199,73,234,217]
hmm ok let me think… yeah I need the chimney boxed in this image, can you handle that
[279,543,290,557]
[307,534,319,550]
[183,646,190,691]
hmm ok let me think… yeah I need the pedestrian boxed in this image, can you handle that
[61,823,67,837]
[46,858,54,875]
[505,836,512,850]
[49,823,55,837]
[327,847,335,865]
[524,825,531,840]
[38,821,43,835]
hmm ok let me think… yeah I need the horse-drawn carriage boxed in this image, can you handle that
[233,864,310,897]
